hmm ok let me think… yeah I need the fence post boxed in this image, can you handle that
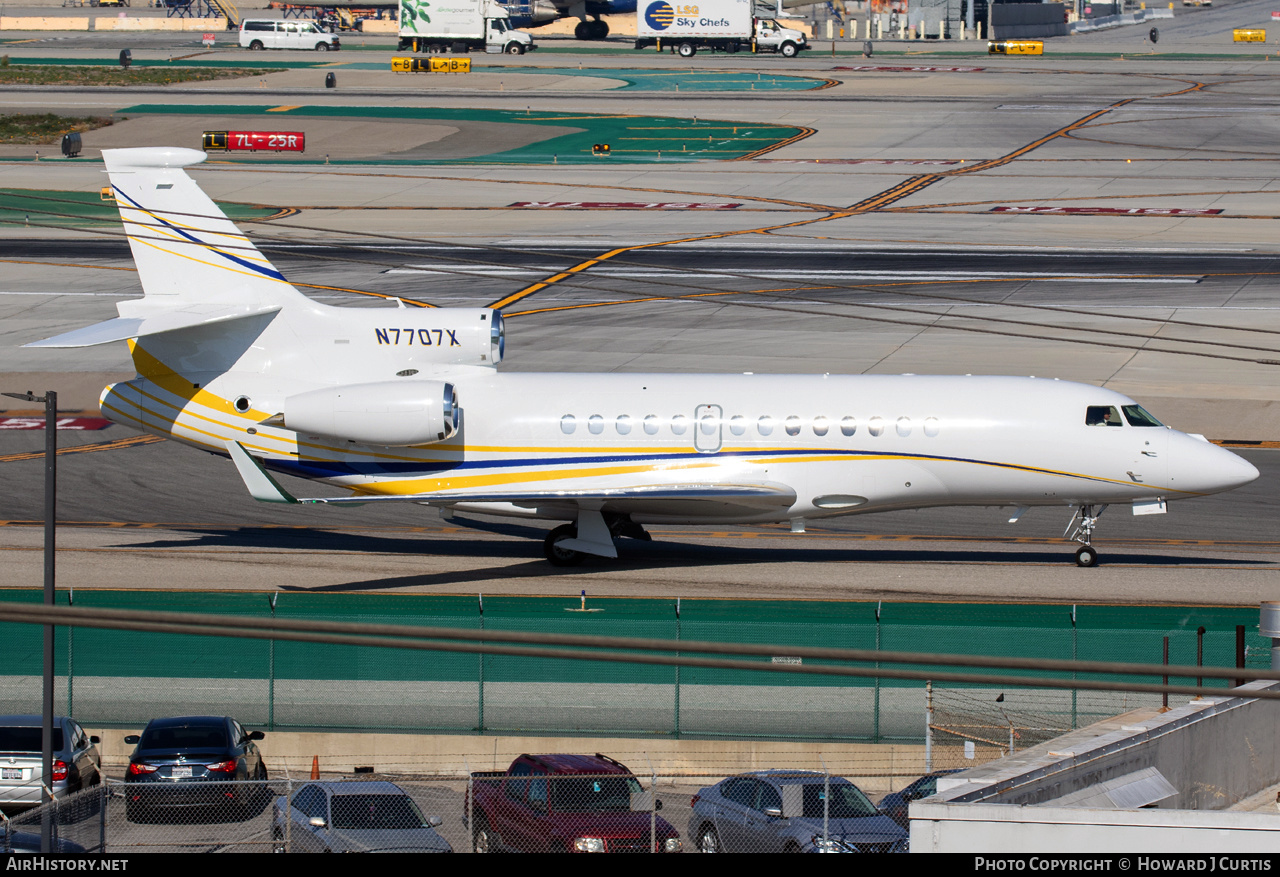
[1071,605,1078,729]
[268,592,277,731]
[67,589,74,720]
[1236,625,1246,688]
[924,680,933,773]
[1196,626,1206,693]
[645,754,656,853]
[477,594,485,734]
[98,781,106,852]
[1162,636,1170,710]
[820,756,830,847]
[873,601,882,743]
[465,758,473,853]
[285,776,292,853]
[673,598,681,739]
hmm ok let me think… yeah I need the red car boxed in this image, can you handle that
[466,753,681,853]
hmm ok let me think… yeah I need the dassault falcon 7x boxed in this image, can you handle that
[27,148,1259,567]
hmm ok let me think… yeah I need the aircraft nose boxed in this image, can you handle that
[1177,438,1259,495]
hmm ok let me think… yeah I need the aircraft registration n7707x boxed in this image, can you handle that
[26,148,1259,567]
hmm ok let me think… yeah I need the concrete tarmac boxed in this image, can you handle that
[0,7,1277,601]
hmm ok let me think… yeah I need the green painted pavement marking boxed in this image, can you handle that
[117,103,810,164]
[345,63,829,90]
[2,57,827,90]
[0,188,282,228]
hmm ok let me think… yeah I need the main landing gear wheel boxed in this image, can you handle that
[544,524,585,566]
[1075,545,1098,568]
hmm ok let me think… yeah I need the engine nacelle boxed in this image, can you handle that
[282,380,458,446]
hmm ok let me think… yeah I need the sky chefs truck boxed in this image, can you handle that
[635,0,809,57]
[399,0,534,54]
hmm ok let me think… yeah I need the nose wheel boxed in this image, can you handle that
[1066,504,1107,567]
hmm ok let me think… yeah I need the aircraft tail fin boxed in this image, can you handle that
[101,146,306,309]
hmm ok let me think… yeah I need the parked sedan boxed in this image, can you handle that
[688,771,908,853]
[123,716,266,822]
[272,781,451,853]
[0,716,101,812]
[877,769,964,830]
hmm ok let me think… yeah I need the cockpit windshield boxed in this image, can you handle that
[1122,405,1162,427]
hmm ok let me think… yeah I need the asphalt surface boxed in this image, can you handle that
[1,1,1278,602]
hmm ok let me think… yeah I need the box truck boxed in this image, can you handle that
[634,0,809,57]
[399,0,534,54]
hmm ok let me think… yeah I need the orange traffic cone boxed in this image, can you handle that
[310,755,319,780]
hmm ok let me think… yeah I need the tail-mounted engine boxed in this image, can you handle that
[281,380,459,446]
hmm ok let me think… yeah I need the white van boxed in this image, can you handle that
[240,19,340,52]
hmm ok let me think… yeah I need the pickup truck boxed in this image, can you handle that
[466,753,682,853]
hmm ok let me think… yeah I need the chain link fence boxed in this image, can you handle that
[5,767,920,853]
[1,592,1265,745]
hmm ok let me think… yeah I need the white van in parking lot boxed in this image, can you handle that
[240,19,340,52]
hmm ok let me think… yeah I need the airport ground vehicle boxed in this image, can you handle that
[877,769,964,830]
[0,716,101,811]
[634,0,809,57]
[398,0,534,54]
[123,716,266,821]
[239,19,340,51]
[466,753,681,852]
[271,781,450,853]
[688,771,908,853]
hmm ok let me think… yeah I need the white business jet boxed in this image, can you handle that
[26,148,1259,567]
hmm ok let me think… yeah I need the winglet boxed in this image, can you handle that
[225,441,298,504]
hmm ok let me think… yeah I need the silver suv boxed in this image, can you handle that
[0,716,102,811]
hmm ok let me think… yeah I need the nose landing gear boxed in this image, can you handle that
[1066,504,1107,567]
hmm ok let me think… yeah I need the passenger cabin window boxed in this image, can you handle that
[560,415,576,435]
[1086,406,1123,427]
[643,415,660,435]
[785,416,801,437]
[868,417,884,437]
[588,415,604,435]
[757,416,775,437]
[616,415,632,435]
[840,417,856,437]
[812,417,829,437]
[729,415,746,436]
[1123,405,1163,427]
[671,415,688,436]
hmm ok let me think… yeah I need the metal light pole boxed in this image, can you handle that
[2,390,56,853]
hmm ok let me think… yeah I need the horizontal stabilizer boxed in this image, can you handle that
[299,483,798,509]
[24,303,281,348]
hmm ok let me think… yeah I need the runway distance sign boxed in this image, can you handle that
[991,206,1224,216]
[0,417,111,430]
[202,131,305,153]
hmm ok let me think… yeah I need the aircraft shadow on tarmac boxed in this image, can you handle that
[111,521,1269,595]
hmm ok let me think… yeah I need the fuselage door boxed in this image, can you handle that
[694,404,722,454]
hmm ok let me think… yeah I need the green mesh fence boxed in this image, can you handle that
[0,590,1265,744]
